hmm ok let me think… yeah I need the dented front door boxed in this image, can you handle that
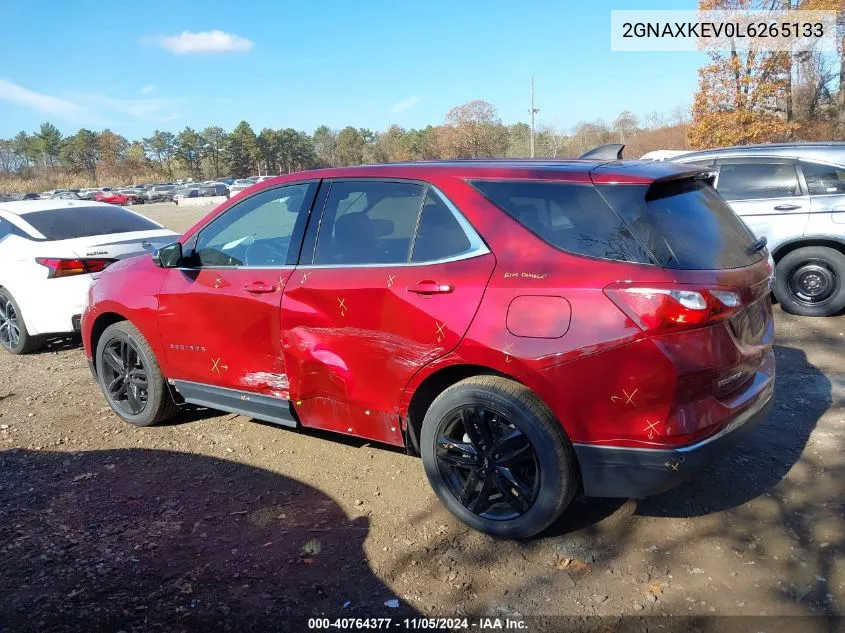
[158,267,293,396]
[156,182,318,398]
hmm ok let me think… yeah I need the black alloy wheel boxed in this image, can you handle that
[421,375,578,539]
[95,321,178,426]
[100,337,149,416]
[435,406,540,520]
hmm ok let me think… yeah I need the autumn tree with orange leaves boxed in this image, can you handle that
[689,0,845,148]
[688,0,797,148]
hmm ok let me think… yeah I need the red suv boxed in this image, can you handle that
[82,160,775,538]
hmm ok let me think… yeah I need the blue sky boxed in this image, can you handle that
[0,0,705,140]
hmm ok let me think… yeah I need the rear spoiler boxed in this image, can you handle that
[590,162,717,186]
[579,144,624,160]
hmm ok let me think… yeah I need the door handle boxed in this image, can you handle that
[242,282,277,294]
[406,281,454,295]
[774,204,801,211]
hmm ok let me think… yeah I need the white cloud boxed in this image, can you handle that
[0,79,84,118]
[391,96,421,114]
[0,78,182,125]
[140,84,155,95]
[158,30,254,54]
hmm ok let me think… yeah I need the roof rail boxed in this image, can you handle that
[579,144,624,160]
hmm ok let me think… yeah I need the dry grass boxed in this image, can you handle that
[0,169,169,194]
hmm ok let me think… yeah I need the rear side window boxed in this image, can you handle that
[801,161,845,195]
[411,191,472,262]
[314,181,426,265]
[716,162,801,200]
[469,180,652,264]
[21,206,160,240]
[598,179,762,270]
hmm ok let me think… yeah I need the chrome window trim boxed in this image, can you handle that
[176,265,296,272]
[304,183,489,269]
[297,248,490,270]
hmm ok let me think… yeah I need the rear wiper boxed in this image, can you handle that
[749,236,768,254]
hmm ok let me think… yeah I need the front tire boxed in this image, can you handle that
[0,289,43,355]
[95,321,178,426]
[420,376,578,539]
[774,246,845,317]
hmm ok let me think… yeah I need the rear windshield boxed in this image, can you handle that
[470,178,762,270]
[22,206,160,240]
[597,179,762,270]
[469,180,653,264]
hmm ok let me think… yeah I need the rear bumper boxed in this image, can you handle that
[573,381,774,499]
[19,275,92,336]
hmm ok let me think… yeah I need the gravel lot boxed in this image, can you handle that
[0,200,843,631]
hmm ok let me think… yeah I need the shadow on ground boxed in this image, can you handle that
[377,338,843,621]
[40,335,82,353]
[0,449,417,633]
[637,343,829,518]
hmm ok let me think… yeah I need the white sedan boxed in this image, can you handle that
[0,200,178,354]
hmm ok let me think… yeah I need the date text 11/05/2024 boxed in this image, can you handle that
[307,617,527,630]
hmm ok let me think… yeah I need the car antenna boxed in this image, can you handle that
[579,144,625,160]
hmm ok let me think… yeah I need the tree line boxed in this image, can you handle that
[6,0,845,194]
[0,100,691,192]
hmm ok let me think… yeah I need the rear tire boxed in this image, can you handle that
[420,375,578,539]
[0,289,43,355]
[95,321,178,426]
[774,246,845,317]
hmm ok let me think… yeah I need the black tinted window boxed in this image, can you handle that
[470,180,652,264]
[411,191,472,262]
[716,162,800,200]
[22,206,160,240]
[801,161,845,195]
[314,181,425,265]
[598,179,762,270]
[194,183,314,267]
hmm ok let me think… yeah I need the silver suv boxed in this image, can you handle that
[673,142,845,316]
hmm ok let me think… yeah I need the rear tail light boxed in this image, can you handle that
[604,283,743,332]
[36,258,116,279]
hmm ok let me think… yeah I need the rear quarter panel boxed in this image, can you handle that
[806,192,845,238]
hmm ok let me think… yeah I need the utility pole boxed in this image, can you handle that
[529,75,539,158]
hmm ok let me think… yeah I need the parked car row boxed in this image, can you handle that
[23,178,250,205]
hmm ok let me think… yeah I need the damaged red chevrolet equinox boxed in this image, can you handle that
[82,158,775,538]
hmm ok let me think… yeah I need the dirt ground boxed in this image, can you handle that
[1,201,844,632]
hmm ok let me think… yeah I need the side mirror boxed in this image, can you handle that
[152,242,183,268]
